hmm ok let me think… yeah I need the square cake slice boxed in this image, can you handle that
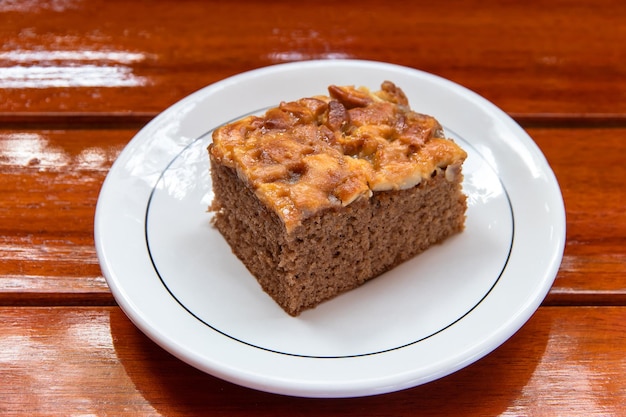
[208,81,467,316]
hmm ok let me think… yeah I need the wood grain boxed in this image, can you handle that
[1,0,625,414]
[1,0,625,117]
[2,127,625,305]
[1,306,624,416]
[0,129,130,304]
[533,128,626,305]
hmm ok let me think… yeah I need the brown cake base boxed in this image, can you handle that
[210,158,467,316]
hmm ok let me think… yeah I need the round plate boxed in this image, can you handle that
[95,60,565,398]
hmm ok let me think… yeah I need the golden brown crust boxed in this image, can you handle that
[209,82,467,232]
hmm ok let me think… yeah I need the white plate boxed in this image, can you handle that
[95,60,565,398]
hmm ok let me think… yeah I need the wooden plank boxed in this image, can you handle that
[1,127,626,304]
[531,128,626,305]
[0,129,129,304]
[1,0,625,117]
[0,306,624,415]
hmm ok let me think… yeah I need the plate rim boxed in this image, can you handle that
[95,59,566,398]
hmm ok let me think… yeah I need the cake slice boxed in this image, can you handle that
[208,81,467,316]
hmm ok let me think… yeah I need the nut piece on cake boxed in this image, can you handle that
[208,81,467,316]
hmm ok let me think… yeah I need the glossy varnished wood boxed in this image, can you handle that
[1,306,624,416]
[534,128,626,305]
[2,0,625,414]
[1,0,625,118]
[2,127,624,305]
[0,128,131,304]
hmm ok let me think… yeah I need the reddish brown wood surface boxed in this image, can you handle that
[535,128,626,305]
[2,127,624,305]
[0,128,129,305]
[1,306,625,416]
[1,0,625,415]
[1,0,626,119]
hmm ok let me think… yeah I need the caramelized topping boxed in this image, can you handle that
[209,82,467,231]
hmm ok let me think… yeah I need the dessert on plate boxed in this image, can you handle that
[208,81,467,316]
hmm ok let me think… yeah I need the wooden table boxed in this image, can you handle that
[2,1,625,415]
